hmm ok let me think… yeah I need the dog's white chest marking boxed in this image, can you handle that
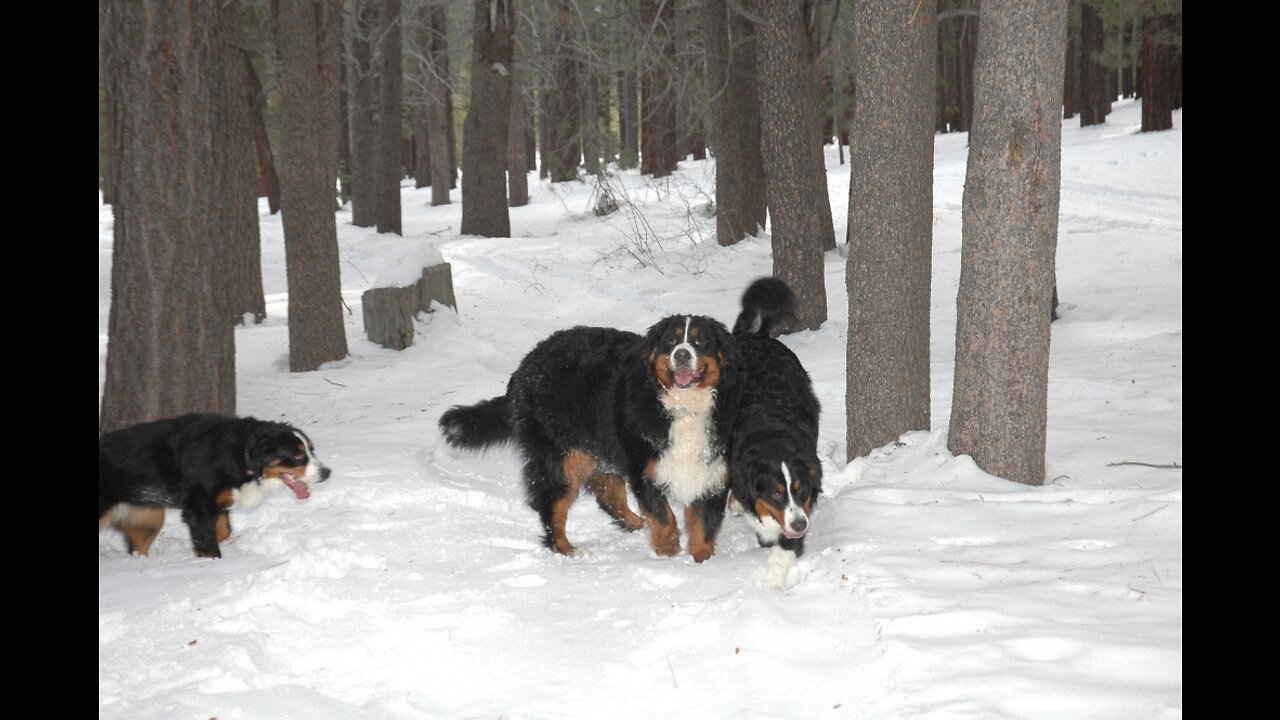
[655,386,726,504]
[231,477,282,510]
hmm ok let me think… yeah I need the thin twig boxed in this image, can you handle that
[1132,505,1168,522]
[1107,461,1182,470]
[324,378,348,388]
[665,655,679,689]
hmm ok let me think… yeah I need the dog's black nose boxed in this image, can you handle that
[319,466,332,482]
[790,516,807,534]
[673,347,693,365]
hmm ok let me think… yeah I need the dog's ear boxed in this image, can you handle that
[636,316,672,365]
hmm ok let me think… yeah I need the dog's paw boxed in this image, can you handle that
[765,546,797,590]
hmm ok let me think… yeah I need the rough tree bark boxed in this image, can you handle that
[243,50,281,214]
[949,0,1067,486]
[752,0,833,331]
[425,2,454,205]
[704,0,766,246]
[1140,0,1175,132]
[640,0,677,178]
[508,61,530,207]
[547,1,580,183]
[273,0,349,372]
[846,0,935,459]
[459,0,514,237]
[618,66,639,169]
[375,0,403,234]
[349,0,378,225]
[100,0,236,432]
[1080,0,1108,126]
[220,1,267,325]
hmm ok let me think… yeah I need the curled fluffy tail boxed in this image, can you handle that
[734,277,797,337]
[439,396,513,450]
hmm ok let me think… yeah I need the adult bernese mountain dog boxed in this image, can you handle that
[99,413,331,558]
[729,278,823,588]
[439,315,740,561]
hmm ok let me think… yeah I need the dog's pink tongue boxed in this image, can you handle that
[282,473,311,500]
[674,368,698,386]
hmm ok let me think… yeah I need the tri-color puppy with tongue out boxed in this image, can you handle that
[439,315,740,561]
[99,413,331,558]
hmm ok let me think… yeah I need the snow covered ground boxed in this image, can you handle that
[99,99,1182,719]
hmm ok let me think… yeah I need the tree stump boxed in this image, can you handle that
[361,262,457,350]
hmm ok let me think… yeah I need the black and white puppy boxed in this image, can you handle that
[728,278,823,588]
[99,413,331,558]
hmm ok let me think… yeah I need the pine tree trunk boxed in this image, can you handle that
[582,62,600,174]
[508,61,530,207]
[338,56,353,203]
[221,1,267,326]
[101,0,236,432]
[349,0,378,225]
[425,3,453,205]
[410,4,432,190]
[375,0,403,235]
[640,0,677,178]
[846,0,934,459]
[1080,1,1107,126]
[548,4,580,184]
[949,0,1066,486]
[460,0,513,237]
[705,0,766,246]
[1063,4,1076,119]
[619,67,640,170]
[752,0,832,331]
[243,51,281,214]
[1121,18,1136,98]
[273,0,349,373]
[1140,2,1174,132]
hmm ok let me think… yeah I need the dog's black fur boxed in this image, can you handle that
[99,413,330,558]
[729,278,823,570]
[440,316,740,561]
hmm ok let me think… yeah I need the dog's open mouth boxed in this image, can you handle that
[782,527,807,540]
[281,472,311,500]
[671,367,703,388]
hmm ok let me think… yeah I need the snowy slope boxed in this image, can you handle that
[98,99,1182,719]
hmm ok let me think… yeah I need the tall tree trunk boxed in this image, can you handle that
[949,0,1066,486]
[525,99,538,172]
[221,1,267,326]
[1063,2,1076,119]
[846,0,935,460]
[705,0,766,246]
[243,51,281,214]
[548,2,580,183]
[619,66,640,170]
[509,63,530,207]
[101,0,236,432]
[1080,1,1107,126]
[273,0,349,372]
[460,0,513,237]
[640,0,677,178]
[338,53,353,203]
[582,62,600,175]
[956,3,977,132]
[1140,1,1174,132]
[349,0,378,225]
[1121,18,1136,98]
[376,0,403,234]
[752,0,832,331]
[425,2,453,205]
[411,3,432,189]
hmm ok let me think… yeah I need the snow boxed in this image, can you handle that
[99,99,1182,719]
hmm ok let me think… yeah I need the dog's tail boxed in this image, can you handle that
[439,396,513,450]
[734,277,797,337]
